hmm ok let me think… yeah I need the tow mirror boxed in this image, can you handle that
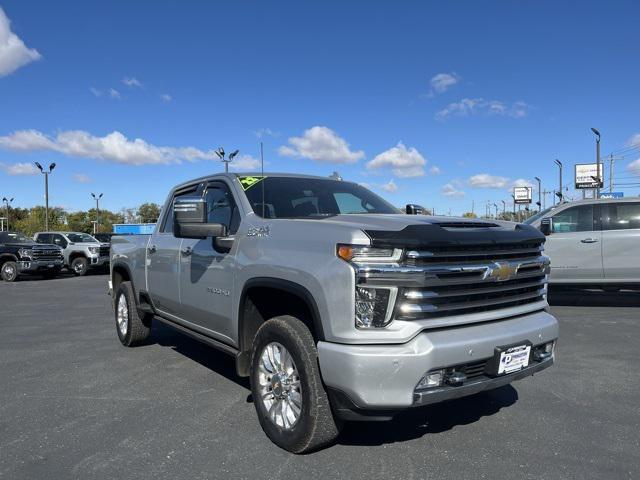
[406,204,425,215]
[173,196,227,239]
[539,218,552,236]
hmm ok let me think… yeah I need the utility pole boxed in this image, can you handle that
[591,128,601,198]
[2,197,13,231]
[554,159,563,204]
[534,177,541,212]
[493,203,498,219]
[34,162,56,230]
[501,200,506,217]
[91,193,103,234]
[609,154,614,193]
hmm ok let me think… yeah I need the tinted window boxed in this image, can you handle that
[52,234,68,248]
[67,233,98,243]
[0,232,32,243]
[36,233,51,243]
[242,177,398,218]
[552,205,594,233]
[604,202,640,230]
[204,183,239,234]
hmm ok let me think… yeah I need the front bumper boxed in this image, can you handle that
[89,255,110,266]
[18,259,64,272]
[318,309,558,415]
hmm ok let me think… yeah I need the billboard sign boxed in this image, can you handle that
[513,186,532,204]
[575,163,604,189]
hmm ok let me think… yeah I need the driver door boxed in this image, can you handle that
[179,180,241,344]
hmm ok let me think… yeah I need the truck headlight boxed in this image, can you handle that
[355,286,396,328]
[337,244,402,263]
[18,248,33,259]
[88,246,99,254]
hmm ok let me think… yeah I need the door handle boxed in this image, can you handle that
[581,238,598,243]
[182,246,193,256]
[148,244,157,253]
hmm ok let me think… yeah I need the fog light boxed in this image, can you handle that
[533,341,554,362]
[416,370,444,390]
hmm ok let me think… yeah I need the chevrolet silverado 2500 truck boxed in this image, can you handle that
[109,173,558,453]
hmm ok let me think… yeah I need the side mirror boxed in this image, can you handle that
[539,218,552,236]
[406,204,425,215]
[173,196,227,239]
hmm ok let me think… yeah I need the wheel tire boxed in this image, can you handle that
[0,261,18,282]
[115,281,151,347]
[70,257,89,276]
[250,315,341,453]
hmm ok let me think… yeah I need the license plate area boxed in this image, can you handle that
[485,341,532,377]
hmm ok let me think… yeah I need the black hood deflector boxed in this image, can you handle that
[365,223,544,249]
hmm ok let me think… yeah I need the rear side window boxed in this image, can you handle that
[552,205,594,233]
[36,233,51,243]
[603,203,640,230]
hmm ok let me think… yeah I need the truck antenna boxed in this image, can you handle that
[260,142,265,218]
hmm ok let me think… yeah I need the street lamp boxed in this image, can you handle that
[91,193,103,234]
[34,162,56,230]
[2,197,13,231]
[493,203,498,219]
[554,159,563,204]
[534,177,542,211]
[591,128,601,198]
[501,200,506,217]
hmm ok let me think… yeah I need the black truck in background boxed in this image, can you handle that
[0,232,64,282]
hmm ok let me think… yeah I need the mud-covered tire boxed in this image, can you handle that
[70,257,88,276]
[115,281,151,347]
[0,261,18,282]
[250,315,341,453]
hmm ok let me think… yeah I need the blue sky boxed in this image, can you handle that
[1,0,639,216]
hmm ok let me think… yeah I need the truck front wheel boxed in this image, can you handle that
[250,315,341,453]
[0,261,18,282]
[115,281,151,346]
[70,257,88,276]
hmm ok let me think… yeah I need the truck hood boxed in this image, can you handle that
[3,241,60,250]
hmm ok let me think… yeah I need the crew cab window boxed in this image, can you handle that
[36,233,51,243]
[603,202,640,230]
[552,205,594,233]
[204,183,239,234]
[52,234,68,248]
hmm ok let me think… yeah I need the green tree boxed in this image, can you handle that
[462,212,478,218]
[137,203,161,223]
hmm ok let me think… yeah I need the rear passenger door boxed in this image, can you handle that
[601,202,640,281]
[545,204,603,281]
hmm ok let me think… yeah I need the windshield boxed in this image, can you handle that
[67,233,99,243]
[240,176,400,218]
[0,232,33,243]
[523,206,556,225]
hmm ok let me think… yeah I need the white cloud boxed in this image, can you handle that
[429,165,441,175]
[441,183,465,197]
[160,93,172,102]
[228,154,262,171]
[123,77,143,88]
[511,178,534,189]
[380,179,398,193]
[429,72,460,96]
[254,128,280,139]
[367,142,426,178]
[626,133,640,147]
[279,126,364,164]
[73,173,92,183]
[436,98,531,120]
[468,173,510,188]
[0,8,41,77]
[0,129,219,166]
[108,88,121,99]
[628,159,640,174]
[90,87,103,97]
[0,161,39,175]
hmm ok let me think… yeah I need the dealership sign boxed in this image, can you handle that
[513,186,532,204]
[575,163,604,189]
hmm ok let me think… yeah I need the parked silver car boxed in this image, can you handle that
[34,231,110,276]
[525,198,640,287]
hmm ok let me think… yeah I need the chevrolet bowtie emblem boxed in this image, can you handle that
[487,262,518,281]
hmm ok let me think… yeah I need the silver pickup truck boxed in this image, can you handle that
[110,173,558,453]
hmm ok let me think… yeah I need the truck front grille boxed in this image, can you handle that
[356,240,549,325]
[99,246,110,257]
[32,247,63,262]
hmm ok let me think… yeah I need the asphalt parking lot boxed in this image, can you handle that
[1,274,639,480]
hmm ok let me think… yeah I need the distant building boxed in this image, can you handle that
[113,223,156,234]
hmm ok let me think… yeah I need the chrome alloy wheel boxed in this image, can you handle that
[1,263,16,281]
[258,342,302,429]
[73,261,84,274]
[116,293,129,337]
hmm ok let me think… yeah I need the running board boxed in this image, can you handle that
[153,315,239,358]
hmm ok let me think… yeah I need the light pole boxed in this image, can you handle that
[493,203,498,219]
[34,162,56,230]
[534,177,542,212]
[91,193,103,234]
[215,148,239,173]
[554,159,563,204]
[501,200,506,217]
[591,128,601,198]
[2,197,13,231]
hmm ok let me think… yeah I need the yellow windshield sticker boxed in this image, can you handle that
[238,176,266,190]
